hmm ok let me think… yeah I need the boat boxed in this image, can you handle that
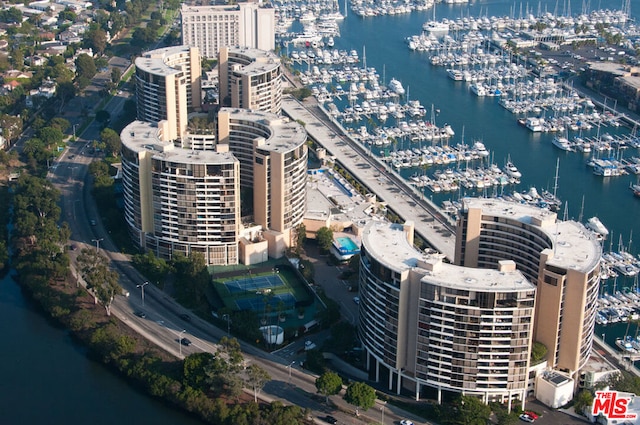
[631,182,640,198]
[503,156,522,179]
[326,36,334,48]
[585,216,609,239]
[388,78,405,95]
[525,117,544,132]
[552,135,573,151]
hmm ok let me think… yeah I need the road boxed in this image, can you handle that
[46,88,428,425]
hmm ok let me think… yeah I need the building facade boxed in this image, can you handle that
[217,108,307,256]
[180,2,275,59]
[358,221,536,409]
[218,46,282,114]
[121,121,241,265]
[120,109,307,265]
[455,198,602,377]
[134,46,202,141]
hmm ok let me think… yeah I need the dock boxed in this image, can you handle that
[282,95,457,260]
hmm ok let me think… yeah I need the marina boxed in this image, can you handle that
[278,0,640,359]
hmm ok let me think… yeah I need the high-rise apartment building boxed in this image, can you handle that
[218,46,282,114]
[358,221,536,408]
[180,2,275,59]
[134,46,202,141]
[455,198,601,376]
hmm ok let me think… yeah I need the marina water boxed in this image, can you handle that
[287,0,640,353]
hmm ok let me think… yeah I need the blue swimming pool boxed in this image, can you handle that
[335,237,360,255]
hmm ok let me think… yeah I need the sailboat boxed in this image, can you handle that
[422,3,448,36]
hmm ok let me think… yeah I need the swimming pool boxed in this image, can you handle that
[335,237,360,255]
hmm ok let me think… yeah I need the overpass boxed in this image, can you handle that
[282,95,457,261]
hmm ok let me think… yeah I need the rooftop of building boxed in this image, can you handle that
[362,221,535,293]
[586,61,635,75]
[121,121,238,165]
[180,3,239,13]
[135,45,195,77]
[462,197,602,273]
[226,46,281,76]
[305,167,377,226]
[221,107,307,153]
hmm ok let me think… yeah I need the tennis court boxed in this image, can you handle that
[224,275,283,294]
[236,293,297,311]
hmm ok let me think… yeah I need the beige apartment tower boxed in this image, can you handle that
[134,46,202,141]
[455,198,602,376]
[218,46,282,114]
[180,2,275,59]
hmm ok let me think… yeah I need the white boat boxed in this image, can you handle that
[447,69,463,81]
[388,78,405,95]
[423,20,450,35]
[503,158,522,179]
[326,36,334,48]
[525,117,544,132]
[586,216,609,238]
[552,135,573,151]
[473,141,489,157]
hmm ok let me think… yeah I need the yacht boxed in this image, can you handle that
[552,135,573,151]
[586,216,609,239]
[525,117,544,132]
[503,157,522,179]
[447,69,463,81]
[388,78,405,95]
[423,20,450,36]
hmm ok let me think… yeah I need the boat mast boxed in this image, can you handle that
[553,157,560,199]
[578,195,584,223]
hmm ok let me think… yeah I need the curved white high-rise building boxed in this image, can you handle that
[358,221,536,408]
[134,46,202,141]
[218,46,282,114]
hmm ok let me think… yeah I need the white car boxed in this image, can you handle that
[519,414,535,423]
[304,340,317,351]
[400,420,414,425]
[353,296,360,305]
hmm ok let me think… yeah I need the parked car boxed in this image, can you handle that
[323,415,338,424]
[400,420,414,425]
[519,413,535,423]
[180,338,192,346]
[135,311,146,318]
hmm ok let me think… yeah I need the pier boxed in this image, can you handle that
[282,95,458,260]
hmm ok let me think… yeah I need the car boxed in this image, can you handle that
[135,311,146,318]
[400,420,414,425]
[180,338,192,346]
[90,219,96,226]
[353,296,360,305]
[304,340,317,351]
[178,313,191,322]
[519,413,535,423]
[524,411,539,420]
[323,416,338,424]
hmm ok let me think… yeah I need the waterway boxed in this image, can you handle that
[289,0,640,351]
[0,271,203,424]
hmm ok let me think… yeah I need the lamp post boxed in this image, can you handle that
[288,361,295,384]
[91,238,103,252]
[72,124,77,141]
[222,314,231,336]
[179,329,186,357]
[380,405,385,425]
[137,281,149,307]
[602,333,606,343]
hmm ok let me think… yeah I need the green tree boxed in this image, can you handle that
[450,395,491,425]
[75,54,97,81]
[245,364,271,402]
[573,390,594,416]
[183,352,215,390]
[100,127,121,157]
[315,371,343,403]
[316,226,334,253]
[531,341,548,363]
[76,247,121,315]
[37,126,64,147]
[344,381,376,414]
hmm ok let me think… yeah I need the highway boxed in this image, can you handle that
[46,89,429,425]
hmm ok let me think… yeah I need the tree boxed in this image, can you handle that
[76,247,121,315]
[573,390,594,416]
[95,110,111,127]
[111,67,122,85]
[344,381,376,414]
[295,223,306,255]
[316,226,334,253]
[84,26,107,56]
[100,128,121,157]
[450,395,491,425]
[75,54,97,81]
[316,371,343,403]
[531,341,548,363]
[245,364,271,402]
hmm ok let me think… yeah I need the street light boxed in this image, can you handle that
[72,124,77,141]
[91,238,103,252]
[602,333,606,343]
[178,329,186,357]
[222,314,231,336]
[380,405,385,425]
[137,281,149,307]
[288,361,295,383]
